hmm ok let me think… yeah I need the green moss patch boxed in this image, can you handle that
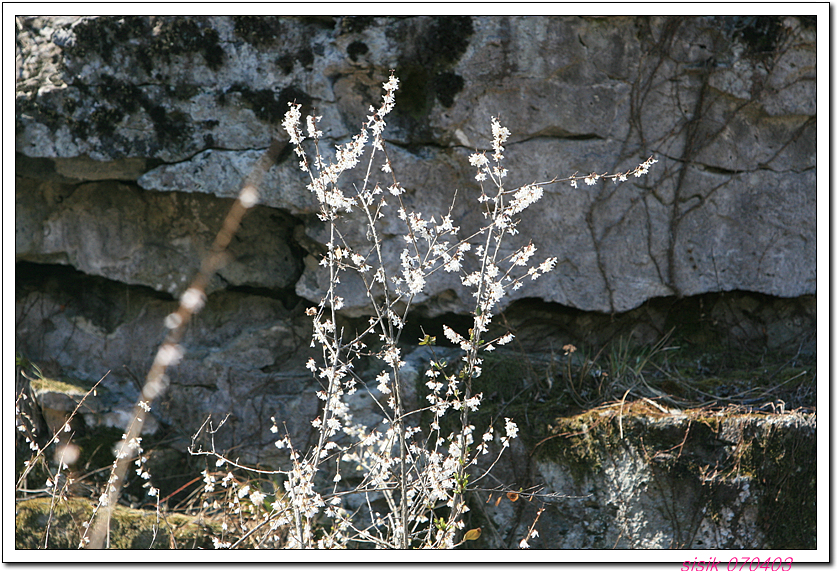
[15,497,225,549]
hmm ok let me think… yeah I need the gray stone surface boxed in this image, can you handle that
[16,16,816,315]
[525,412,816,549]
[16,178,302,296]
[16,273,319,464]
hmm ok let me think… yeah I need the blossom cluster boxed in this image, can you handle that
[569,155,659,188]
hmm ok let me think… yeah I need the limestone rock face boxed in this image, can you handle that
[525,410,817,549]
[16,266,319,463]
[17,16,816,315]
[15,16,816,472]
[15,16,824,548]
[17,178,302,296]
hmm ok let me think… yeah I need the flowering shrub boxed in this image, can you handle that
[73,73,655,549]
[259,74,562,548]
[190,73,655,549]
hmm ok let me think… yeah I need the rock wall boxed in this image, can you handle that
[16,16,816,314]
[15,16,817,530]
[511,407,816,549]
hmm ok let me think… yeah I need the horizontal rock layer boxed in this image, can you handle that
[16,16,816,315]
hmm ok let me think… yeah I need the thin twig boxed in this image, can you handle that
[85,139,286,549]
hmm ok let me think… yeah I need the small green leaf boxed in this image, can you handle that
[419,334,437,346]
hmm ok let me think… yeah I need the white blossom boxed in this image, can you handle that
[282,103,304,146]
[508,184,544,214]
[376,370,392,394]
[306,115,322,138]
[504,418,519,440]
[443,325,465,346]
[469,152,489,168]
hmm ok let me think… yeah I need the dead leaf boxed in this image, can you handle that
[464,528,482,541]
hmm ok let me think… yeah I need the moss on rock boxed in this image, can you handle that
[15,497,225,549]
